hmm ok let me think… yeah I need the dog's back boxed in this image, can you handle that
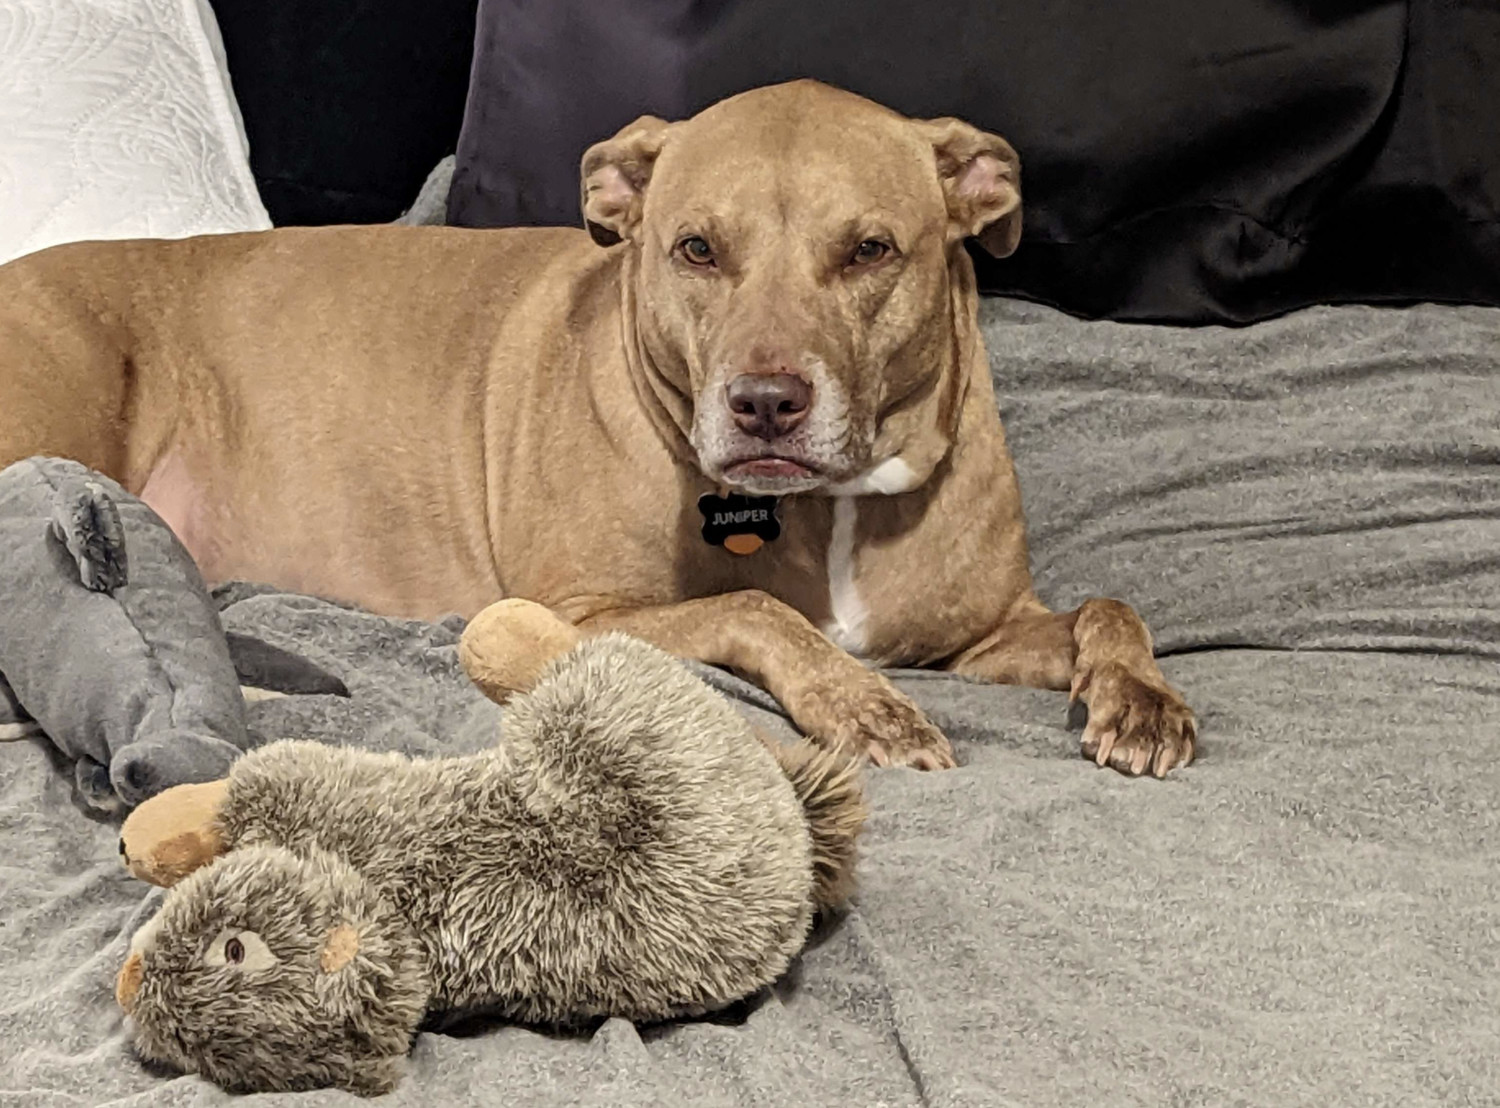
[0,225,636,619]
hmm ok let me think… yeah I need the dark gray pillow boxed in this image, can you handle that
[447,0,1500,325]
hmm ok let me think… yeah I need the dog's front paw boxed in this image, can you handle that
[802,675,955,771]
[1071,660,1196,777]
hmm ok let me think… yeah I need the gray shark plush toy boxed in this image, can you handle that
[0,458,263,809]
[115,600,867,1096]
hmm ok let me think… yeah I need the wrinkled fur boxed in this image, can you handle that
[125,633,865,1095]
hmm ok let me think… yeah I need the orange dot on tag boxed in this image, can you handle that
[723,534,764,556]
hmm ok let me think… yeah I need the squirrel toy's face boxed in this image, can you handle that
[116,845,429,1096]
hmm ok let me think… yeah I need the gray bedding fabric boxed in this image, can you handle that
[4,298,1499,1107]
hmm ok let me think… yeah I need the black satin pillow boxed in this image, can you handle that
[209,0,478,226]
[446,0,1500,324]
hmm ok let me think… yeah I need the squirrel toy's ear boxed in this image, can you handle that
[319,923,361,973]
[118,779,229,886]
[459,599,584,703]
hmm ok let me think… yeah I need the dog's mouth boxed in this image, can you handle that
[715,454,829,496]
[724,457,818,481]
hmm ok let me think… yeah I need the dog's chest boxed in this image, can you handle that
[715,494,1006,667]
[814,496,962,664]
[822,497,870,656]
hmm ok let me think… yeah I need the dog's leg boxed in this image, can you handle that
[578,591,955,770]
[949,596,1196,777]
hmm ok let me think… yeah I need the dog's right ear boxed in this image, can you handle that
[913,117,1023,258]
[580,115,671,246]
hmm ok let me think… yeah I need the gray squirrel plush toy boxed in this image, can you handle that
[0,457,345,810]
[115,600,866,1096]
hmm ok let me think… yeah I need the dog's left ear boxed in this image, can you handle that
[580,115,672,247]
[915,118,1022,258]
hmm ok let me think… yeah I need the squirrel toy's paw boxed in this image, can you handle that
[459,599,584,703]
[119,779,230,887]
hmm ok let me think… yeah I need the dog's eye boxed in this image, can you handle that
[224,937,245,964]
[678,236,715,266]
[850,240,890,266]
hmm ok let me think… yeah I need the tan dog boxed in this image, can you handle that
[0,81,1195,776]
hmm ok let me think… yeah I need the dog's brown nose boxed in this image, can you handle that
[726,373,812,440]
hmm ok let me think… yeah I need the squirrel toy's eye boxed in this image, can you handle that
[850,239,890,265]
[679,236,715,265]
[205,929,275,970]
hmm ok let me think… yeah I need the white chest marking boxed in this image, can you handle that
[823,496,869,656]
[829,456,920,497]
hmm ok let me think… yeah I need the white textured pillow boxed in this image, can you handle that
[0,0,270,264]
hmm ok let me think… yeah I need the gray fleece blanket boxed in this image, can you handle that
[4,299,1499,1107]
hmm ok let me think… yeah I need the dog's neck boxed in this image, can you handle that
[614,248,984,504]
[615,251,703,472]
[846,251,982,497]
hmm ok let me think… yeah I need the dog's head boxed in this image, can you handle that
[581,80,1021,496]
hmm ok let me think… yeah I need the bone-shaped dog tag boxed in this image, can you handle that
[698,493,781,555]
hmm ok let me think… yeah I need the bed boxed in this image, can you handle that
[4,296,1497,1107]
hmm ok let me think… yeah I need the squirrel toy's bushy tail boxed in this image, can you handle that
[766,740,868,913]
